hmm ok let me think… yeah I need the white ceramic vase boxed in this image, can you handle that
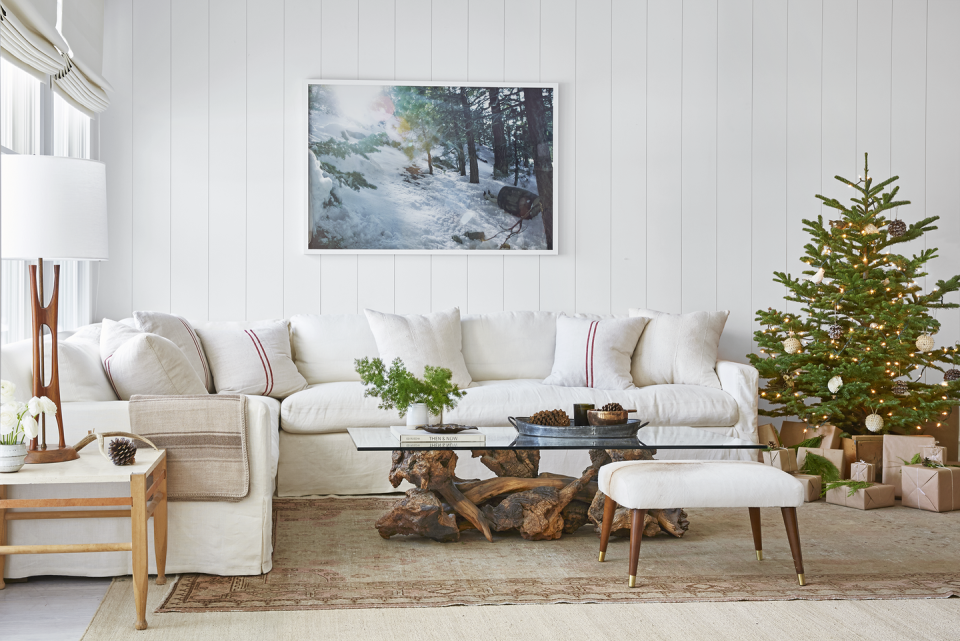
[405,404,442,427]
[0,443,28,473]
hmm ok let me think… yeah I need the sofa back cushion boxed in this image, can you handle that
[289,314,379,384]
[628,309,729,389]
[134,311,213,392]
[461,311,558,381]
[543,315,649,390]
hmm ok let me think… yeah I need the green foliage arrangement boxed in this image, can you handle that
[791,435,824,450]
[354,357,466,420]
[799,452,841,484]
[824,480,873,497]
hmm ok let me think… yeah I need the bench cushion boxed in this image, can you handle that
[599,460,804,509]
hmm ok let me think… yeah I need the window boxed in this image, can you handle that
[1,57,95,345]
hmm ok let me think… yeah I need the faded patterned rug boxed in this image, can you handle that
[158,498,960,611]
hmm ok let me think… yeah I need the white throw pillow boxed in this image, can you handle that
[99,320,208,400]
[134,311,213,391]
[542,315,649,390]
[628,308,729,389]
[363,307,473,388]
[196,320,307,399]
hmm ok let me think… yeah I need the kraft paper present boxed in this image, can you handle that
[920,445,948,465]
[850,461,876,483]
[762,448,798,473]
[789,473,822,502]
[842,435,884,479]
[779,421,815,448]
[796,447,844,475]
[758,423,781,449]
[901,464,960,513]
[814,424,842,450]
[882,434,936,498]
[825,483,895,510]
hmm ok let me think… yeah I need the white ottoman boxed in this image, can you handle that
[598,460,807,587]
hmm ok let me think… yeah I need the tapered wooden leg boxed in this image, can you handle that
[153,457,168,586]
[598,495,616,562]
[781,507,805,586]
[131,473,149,630]
[627,508,647,588]
[0,485,6,590]
[748,507,763,560]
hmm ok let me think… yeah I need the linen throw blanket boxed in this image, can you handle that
[129,394,249,502]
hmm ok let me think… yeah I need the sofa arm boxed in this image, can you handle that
[716,360,759,446]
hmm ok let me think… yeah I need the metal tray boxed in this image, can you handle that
[508,417,648,439]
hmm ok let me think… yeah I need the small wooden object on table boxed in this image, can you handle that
[0,448,167,631]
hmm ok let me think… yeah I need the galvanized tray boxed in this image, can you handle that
[508,417,648,439]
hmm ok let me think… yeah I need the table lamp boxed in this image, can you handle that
[1,155,108,463]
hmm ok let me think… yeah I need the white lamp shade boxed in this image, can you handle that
[1,155,109,260]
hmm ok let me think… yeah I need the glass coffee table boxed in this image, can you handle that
[348,425,762,543]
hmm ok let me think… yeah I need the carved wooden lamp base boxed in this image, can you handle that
[24,447,79,464]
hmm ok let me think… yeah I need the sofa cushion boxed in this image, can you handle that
[629,309,729,389]
[461,311,558,381]
[280,379,739,434]
[134,311,213,392]
[543,315,649,390]
[289,314,379,384]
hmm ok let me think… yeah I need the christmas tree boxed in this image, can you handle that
[748,154,960,435]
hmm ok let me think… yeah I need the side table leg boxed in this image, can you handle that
[0,485,6,590]
[154,458,168,586]
[131,474,149,630]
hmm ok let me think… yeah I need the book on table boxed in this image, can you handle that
[389,425,485,443]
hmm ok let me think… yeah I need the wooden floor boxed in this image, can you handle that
[0,576,112,641]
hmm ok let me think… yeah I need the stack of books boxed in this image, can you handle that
[389,425,485,445]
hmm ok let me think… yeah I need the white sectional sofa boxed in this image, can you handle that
[0,310,758,578]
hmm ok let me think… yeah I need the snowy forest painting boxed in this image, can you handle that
[306,81,557,253]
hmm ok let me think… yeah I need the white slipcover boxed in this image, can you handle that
[289,314,379,384]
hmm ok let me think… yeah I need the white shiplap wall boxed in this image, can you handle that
[98,0,960,364]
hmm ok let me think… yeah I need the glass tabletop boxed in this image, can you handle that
[347,425,763,451]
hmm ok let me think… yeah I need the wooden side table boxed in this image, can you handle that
[0,449,168,631]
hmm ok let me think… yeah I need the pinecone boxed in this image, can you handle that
[892,380,909,397]
[888,219,907,237]
[945,369,960,383]
[600,402,624,412]
[828,324,844,340]
[108,438,137,466]
[528,409,570,427]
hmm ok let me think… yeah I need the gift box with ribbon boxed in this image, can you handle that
[901,464,960,513]
[825,483,895,510]
[882,434,936,497]
[789,473,822,502]
[920,445,948,465]
[762,448,798,473]
[850,460,876,483]
[797,447,844,476]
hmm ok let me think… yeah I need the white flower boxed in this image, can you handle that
[828,376,843,394]
[22,414,39,440]
[27,397,43,417]
[0,380,15,404]
[0,404,17,435]
[39,396,57,416]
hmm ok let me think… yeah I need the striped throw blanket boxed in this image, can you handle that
[129,394,249,502]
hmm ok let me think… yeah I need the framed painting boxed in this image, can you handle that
[304,80,558,254]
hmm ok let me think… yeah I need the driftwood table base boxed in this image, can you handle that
[376,448,689,542]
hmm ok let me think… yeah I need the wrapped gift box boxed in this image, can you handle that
[797,447,844,476]
[920,445,948,465]
[842,435,883,479]
[901,464,960,512]
[789,473,822,502]
[825,483,895,510]
[779,421,813,448]
[762,448,798,473]
[882,434,936,497]
[815,424,842,450]
[850,461,876,483]
[758,423,781,449]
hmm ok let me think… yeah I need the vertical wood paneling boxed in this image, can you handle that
[785,0,822,317]
[610,0,646,315]
[716,0,752,361]
[208,0,247,321]
[283,0,323,318]
[170,0,209,320]
[131,0,172,313]
[574,0,612,315]
[319,0,360,315]
[98,0,133,321]
[394,0,434,315]
[538,0,577,314]
[926,0,960,351]
[466,0,506,314]
[356,0,397,314]
[430,0,470,313]
[857,0,893,178]
[646,0,683,314]
[751,0,788,346]
[822,1,858,190]
[681,0,718,314]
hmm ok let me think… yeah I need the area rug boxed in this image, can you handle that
[158,498,960,612]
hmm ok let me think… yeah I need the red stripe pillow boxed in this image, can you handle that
[134,311,213,392]
[543,316,649,390]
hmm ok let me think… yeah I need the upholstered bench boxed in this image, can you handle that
[597,460,807,587]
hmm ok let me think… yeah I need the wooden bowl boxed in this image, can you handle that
[587,409,633,426]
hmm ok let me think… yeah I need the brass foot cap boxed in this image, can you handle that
[756,550,763,561]
[598,551,606,562]
[628,575,637,588]
[798,573,806,586]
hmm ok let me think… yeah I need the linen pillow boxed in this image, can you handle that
[628,309,729,389]
[134,311,213,392]
[363,307,472,389]
[196,320,307,399]
[542,315,649,390]
[99,320,208,400]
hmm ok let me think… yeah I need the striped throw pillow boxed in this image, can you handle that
[542,316,649,390]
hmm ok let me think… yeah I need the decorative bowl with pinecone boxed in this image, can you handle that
[587,402,635,426]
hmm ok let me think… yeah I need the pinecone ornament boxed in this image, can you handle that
[865,413,884,433]
[888,219,907,237]
[892,380,909,397]
[916,334,935,352]
[600,402,624,412]
[944,369,960,383]
[782,337,801,354]
[108,438,137,466]
[529,409,570,427]
[828,324,844,340]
